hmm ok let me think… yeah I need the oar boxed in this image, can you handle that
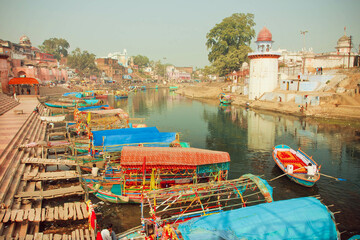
[270,166,305,182]
[320,173,346,181]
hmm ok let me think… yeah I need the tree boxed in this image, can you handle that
[38,38,70,61]
[67,48,99,78]
[206,13,255,76]
[133,55,150,68]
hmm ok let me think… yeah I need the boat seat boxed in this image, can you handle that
[277,151,296,161]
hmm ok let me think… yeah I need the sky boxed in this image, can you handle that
[1,0,359,68]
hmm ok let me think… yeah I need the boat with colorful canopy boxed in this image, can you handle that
[85,146,231,203]
[272,145,320,187]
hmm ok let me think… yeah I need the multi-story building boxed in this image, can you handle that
[95,57,125,81]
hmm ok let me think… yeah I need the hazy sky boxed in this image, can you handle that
[1,0,359,68]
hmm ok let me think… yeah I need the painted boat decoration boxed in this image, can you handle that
[85,146,231,203]
[272,145,320,187]
[44,102,76,108]
[39,115,66,122]
[218,93,233,104]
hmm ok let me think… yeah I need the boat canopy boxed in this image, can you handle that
[92,127,177,151]
[121,146,230,168]
[177,197,339,240]
[63,92,83,98]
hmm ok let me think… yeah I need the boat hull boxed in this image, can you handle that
[272,145,320,187]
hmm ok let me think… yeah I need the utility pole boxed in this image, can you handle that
[300,30,308,52]
[348,35,352,68]
[300,31,308,74]
[163,57,167,82]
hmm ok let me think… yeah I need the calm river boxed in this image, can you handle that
[97,88,360,239]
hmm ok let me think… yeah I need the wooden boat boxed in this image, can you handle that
[39,115,66,122]
[114,90,129,99]
[85,146,231,203]
[272,145,320,187]
[44,102,76,108]
[118,173,274,239]
[169,86,178,91]
[218,93,233,104]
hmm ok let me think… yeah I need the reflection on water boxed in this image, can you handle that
[101,88,360,238]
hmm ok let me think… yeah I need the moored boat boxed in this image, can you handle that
[218,93,233,104]
[272,145,320,187]
[44,102,76,108]
[85,146,231,203]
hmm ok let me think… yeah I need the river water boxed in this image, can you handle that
[97,88,360,239]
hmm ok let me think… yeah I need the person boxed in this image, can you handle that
[33,107,39,114]
[21,88,24,95]
[101,224,115,240]
[92,163,99,177]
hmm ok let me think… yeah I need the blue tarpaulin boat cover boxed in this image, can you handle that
[92,127,176,152]
[78,105,109,111]
[63,92,82,98]
[177,197,339,240]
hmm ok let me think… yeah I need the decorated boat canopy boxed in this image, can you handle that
[120,146,230,169]
[177,197,339,240]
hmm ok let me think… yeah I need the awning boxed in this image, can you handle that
[8,77,40,85]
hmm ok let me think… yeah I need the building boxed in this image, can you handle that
[248,27,281,100]
[0,35,67,93]
[108,49,128,68]
[95,57,125,81]
[166,66,192,82]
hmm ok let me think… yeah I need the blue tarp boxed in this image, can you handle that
[92,127,160,147]
[78,105,109,111]
[63,92,83,98]
[92,127,176,152]
[178,197,338,240]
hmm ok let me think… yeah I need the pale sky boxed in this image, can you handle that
[1,0,359,68]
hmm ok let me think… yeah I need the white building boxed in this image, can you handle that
[108,49,128,67]
[248,27,281,100]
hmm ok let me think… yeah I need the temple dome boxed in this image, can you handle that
[257,27,272,42]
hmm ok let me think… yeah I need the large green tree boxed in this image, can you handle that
[67,48,99,78]
[133,55,150,68]
[206,13,255,76]
[38,38,70,61]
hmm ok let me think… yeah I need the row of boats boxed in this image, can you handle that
[39,89,335,240]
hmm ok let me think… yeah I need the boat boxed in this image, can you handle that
[85,146,231,203]
[39,115,66,122]
[114,90,129,99]
[169,86,178,91]
[272,145,320,187]
[117,174,275,239]
[218,93,233,104]
[44,102,76,109]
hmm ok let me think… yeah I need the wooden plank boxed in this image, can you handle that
[28,209,35,222]
[0,235,5,240]
[80,203,88,218]
[16,209,24,222]
[42,208,46,222]
[90,229,95,240]
[3,210,11,223]
[34,232,43,240]
[63,203,68,221]
[58,206,64,220]
[75,202,83,220]
[72,203,77,221]
[79,229,84,240]
[15,185,85,200]
[84,230,90,240]
[49,234,53,240]
[22,158,77,166]
[10,209,18,222]
[0,210,6,222]
[67,203,74,220]
[62,234,68,240]
[23,209,29,221]
[42,235,49,240]
[75,230,80,240]
[53,235,62,240]
[54,207,59,220]
[71,232,75,240]
[25,235,33,240]
[35,208,41,222]
[49,208,54,222]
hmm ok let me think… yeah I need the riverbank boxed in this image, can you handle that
[175,81,360,122]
